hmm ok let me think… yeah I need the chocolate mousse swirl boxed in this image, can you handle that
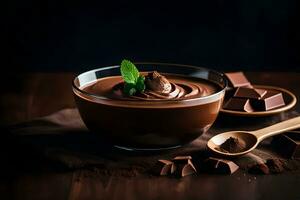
[113,71,211,100]
[133,81,208,100]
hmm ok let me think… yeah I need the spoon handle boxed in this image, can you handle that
[252,116,300,141]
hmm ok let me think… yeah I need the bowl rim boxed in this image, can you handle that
[72,62,228,103]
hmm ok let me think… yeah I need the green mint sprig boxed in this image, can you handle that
[120,59,145,96]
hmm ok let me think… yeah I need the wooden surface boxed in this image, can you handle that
[0,72,300,200]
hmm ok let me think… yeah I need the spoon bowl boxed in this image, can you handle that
[207,116,300,157]
[207,131,258,157]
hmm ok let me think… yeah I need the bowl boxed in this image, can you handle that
[72,63,227,150]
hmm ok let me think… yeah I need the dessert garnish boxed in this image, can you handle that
[120,59,172,96]
[145,71,172,94]
[120,59,145,96]
[120,59,204,99]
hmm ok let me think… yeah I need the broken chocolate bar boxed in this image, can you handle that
[152,159,176,176]
[204,157,239,174]
[234,87,267,99]
[172,156,192,163]
[225,72,252,88]
[272,131,300,159]
[174,159,197,177]
[223,98,254,112]
[251,91,285,111]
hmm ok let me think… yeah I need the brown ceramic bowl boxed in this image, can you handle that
[72,63,227,150]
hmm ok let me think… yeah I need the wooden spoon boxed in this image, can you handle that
[207,116,300,157]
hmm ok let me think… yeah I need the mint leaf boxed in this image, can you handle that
[120,59,145,96]
[120,59,139,84]
[124,83,137,96]
[136,75,145,92]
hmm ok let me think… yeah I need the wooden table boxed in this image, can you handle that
[0,72,300,200]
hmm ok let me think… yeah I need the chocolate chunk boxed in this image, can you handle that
[271,131,300,159]
[152,160,176,176]
[225,72,252,88]
[172,156,192,163]
[223,98,254,112]
[266,159,284,174]
[204,157,239,174]
[234,87,267,99]
[225,87,237,99]
[174,159,197,177]
[251,91,285,111]
[249,163,270,175]
[145,71,172,94]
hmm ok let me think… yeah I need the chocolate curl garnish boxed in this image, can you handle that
[145,71,172,94]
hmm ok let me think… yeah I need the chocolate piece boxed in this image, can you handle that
[271,131,300,159]
[225,87,237,99]
[218,137,247,153]
[172,156,192,163]
[174,159,197,177]
[249,163,270,175]
[152,160,176,176]
[204,157,239,174]
[145,71,172,94]
[223,98,254,112]
[266,159,284,174]
[225,72,252,88]
[234,87,267,99]
[251,91,285,111]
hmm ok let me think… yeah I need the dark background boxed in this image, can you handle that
[4,0,300,72]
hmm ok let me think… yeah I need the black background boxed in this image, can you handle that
[4,0,300,72]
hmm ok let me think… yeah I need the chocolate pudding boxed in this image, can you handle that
[82,73,219,102]
[73,64,226,150]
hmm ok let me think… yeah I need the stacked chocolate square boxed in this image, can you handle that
[223,72,285,112]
